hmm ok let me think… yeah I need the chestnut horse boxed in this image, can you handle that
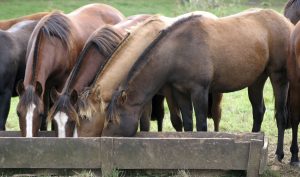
[47,15,151,137]
[16,4,124,137]
[0,12,48,30]
[284,0,300,24]
[0,20,38,130]
[287,21,300,166]
[103,9,292,163]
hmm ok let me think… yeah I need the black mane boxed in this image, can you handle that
[284,0,300,13]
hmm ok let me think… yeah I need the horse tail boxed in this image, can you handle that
[151,95,165,121]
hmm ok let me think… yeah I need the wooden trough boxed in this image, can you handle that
[0,131,268,177]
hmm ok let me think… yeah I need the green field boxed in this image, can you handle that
[1,0,298,176]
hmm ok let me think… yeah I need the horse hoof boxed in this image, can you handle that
[276,154,284,162]
[290,162,300,167]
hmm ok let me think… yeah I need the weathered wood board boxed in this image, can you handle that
[0,131,268,177]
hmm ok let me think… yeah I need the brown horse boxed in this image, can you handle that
[287,21,300,166]
[0,12,49,30]
[103,9,292,163]
[47,15,151,137]
[16,4,124,137]
[284,0,300,24]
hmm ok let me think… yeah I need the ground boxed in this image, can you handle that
[0,0,299,176]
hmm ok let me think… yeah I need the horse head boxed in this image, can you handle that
[102,90,139,137]
[48,88,79,138]
[16,81,44,137]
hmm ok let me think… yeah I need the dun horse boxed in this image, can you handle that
[47,15,151,137]
[0,20,38,130]
[284,0,300,24]
[16,4,124,137]
[0,12,48,30]
[103,9,292,163]
[287,21,300,167]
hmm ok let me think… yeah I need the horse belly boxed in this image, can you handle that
[210,42,269,93]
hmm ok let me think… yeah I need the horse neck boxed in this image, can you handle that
[24,36,71,97]
[66,45,107,93]
[95,18,169,103]
[125,45,171,108]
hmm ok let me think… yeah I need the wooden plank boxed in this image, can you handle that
[246,140,264,177]
[101,137,251,170]
[0,138,101,168]
[259,137,269,174]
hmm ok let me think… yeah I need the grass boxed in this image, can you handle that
[0,0,296,176]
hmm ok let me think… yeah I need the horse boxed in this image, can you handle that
[0,20,38,130]
[0,12,49,30]
[76,12,222,137]
[284,0,300,25]
[287,21,300,167]
[47,14,151,137]
[16,3,124,137]
[103,9,293,163]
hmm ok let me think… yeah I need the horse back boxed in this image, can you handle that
[68,3,124,40]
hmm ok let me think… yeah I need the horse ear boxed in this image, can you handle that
[118,90,127,105]
[50,87,60,103]
[35,81,43,97]
[70,89,78,105]
[16,80,25,96]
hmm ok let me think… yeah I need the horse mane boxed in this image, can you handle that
[126,14,203,87]
[30,11,72,84]
[64,25,124,94]
[18,86,41,110]
[106,14,203,122]
[284,0,300,13]
[47,94,79,125]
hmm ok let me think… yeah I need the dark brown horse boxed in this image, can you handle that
[0,20,38,130]
[16,4,124,137]
[47,15,150,137]
[284,0,300,24]
[287,21,300,166]
[103,9,292,163]
[0,12,49,30]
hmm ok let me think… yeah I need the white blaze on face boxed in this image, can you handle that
[73,126,78,138]
[26,103,36,138]
[54,112,68,138]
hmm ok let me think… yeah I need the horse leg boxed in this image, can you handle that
[248,74,268,132]
[192,86,209,131]
[172,89,193,131]
[151,95,164,131]
[40,87,51,131]
[164,87,183,131]
[289,87,300,166]
[290,117,299,166]
[269,72,289,162]
[0,90,12,130]
[210,93,223,132]
[140,101,151,132]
